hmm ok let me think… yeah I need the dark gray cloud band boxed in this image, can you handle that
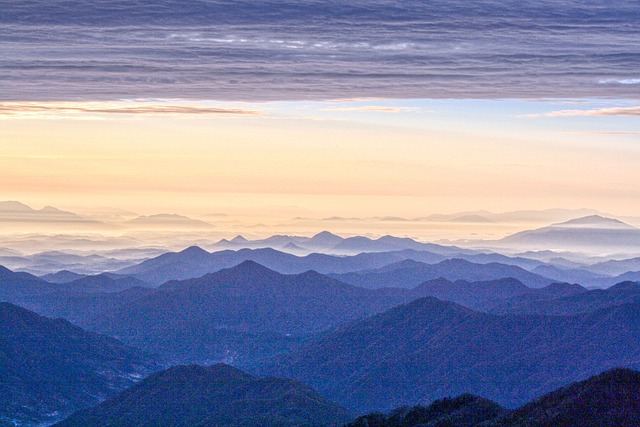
[2,1,639,101]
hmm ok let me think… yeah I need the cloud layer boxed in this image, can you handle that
[533,106,640,118]
[1,0,639,101]
[0,102,258,118]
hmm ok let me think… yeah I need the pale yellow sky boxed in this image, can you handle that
[1,99,639,226]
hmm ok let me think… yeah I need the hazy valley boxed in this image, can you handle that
[1,202,640,426]
[3,0,639,424]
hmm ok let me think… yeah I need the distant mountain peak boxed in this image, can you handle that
[608,281,640,292]
[128,214,214,228]
[54,363,351,427]
[309,231,344,246]
[207,362,256,380]
[450,214,494,223]
[227,259,278,275]
[554,215,634,229]
[163,363,254,383]
[179,246,209,256]
[439,258,474,267]
[145,213,186,219]
[540,282,587,295]
[312,230,342,240]
[41,205,66,213]
[383,258,426,270]
[231,235,248,243]
[0,200,33,211]
[313,231,340,238]
[501,214,640,251]
[295,269,329,281]
[377,235,416,243]
[0,201,82,217]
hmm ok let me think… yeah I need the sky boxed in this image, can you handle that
[1,0,639,235]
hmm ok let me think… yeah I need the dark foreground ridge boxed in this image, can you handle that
[54,363,352,427]
[487,368,640,427]
[53,367,640,427]
[345,393,507,427]
[347,368,640,427]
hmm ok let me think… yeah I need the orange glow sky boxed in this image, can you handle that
[1,98,639,232]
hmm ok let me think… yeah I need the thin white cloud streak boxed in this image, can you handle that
[525,106,640,118]
[324,97,386,103]
[599,79,640,85]
[525,99,590,105]
[559,131,640,135]
[0,102,260,119]
[323,106,421,113]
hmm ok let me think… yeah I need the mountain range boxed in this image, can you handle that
[488,280,640,315]
[86,261,414,363]
[262,296,640,412]
[0,266,157,330]
[0,265,54,299]
[2,259,640,424]
[0,201,221,238]
[115,246,450,285]
[126,213,215,229]
[0,201,95,224]
[500,215,640,254]
[3,210,640,287]
[330,258,553,289]
[115,244,566,287]
[50,366,640,427]
[2,209,640,425]
[0,251,142,276]
[5,238,638,289]
[54,364,352,427]
[0,303,157,426]
[587,256,640,276]
[0,266,151,301]
[210,231,474,256]
[411,278,586,311]
[5,258,639,368]
[40,270,88,283]
[424,208,603,225]
[82,261,604,365]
